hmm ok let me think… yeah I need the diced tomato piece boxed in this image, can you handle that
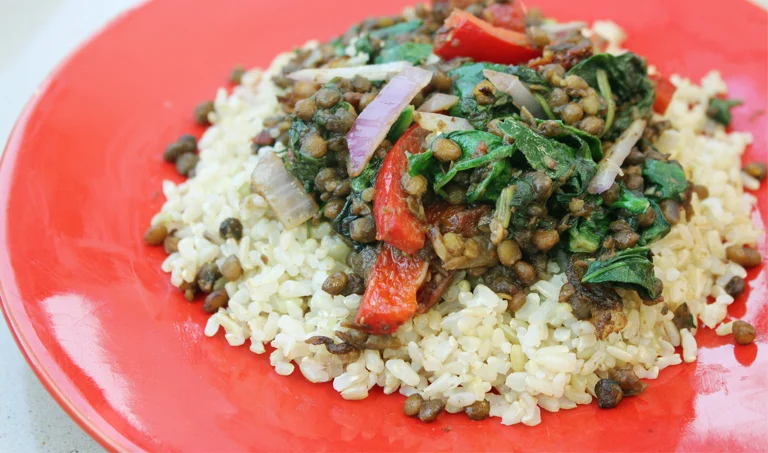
[650,73,676,114]
[374,125,430,255]
[434,9,542,65]
[483,1,527,32]
[355,244,429,334]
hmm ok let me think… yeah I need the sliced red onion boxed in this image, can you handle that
[587,119,647,194]
[539,21,588,39]
[417,93,460,113]
[414,112,473,134]
[287,62,412,84]
[346,66,433,177]
[251,151,319,229]
[483,69,546,118]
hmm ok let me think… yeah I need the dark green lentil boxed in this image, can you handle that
[219,218,244,241]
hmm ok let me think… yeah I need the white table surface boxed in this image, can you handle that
[1,1,766,452]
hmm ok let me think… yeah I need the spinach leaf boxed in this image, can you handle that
[407,130,516,202]
[386,106,415,143]
[375,43,433,64]
[354,35,375,56]
[567,53,655,140]
[330,37,347,57]
[351,158,382,193]
[284,119,328,192]
[610,184,650,214]
[331,194,368,251]
[639,200,670,245]
[503,176,537,232]
[467,160,513,203]
[448,63,550,130]
[642,159,689,201]
[536,120,603,161]
[569,210,610,253]
[369,20,422,39]
[582,247,660,300]
[497,119,597,193]
[707,98,743,127]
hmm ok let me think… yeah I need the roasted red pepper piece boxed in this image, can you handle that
[416,267,455,314]
[650,73,676,114]
[374,125,430,255]
[355,244,429,334]
[482,1,527,32]
[426,203,491,238]
[434,10,542,65]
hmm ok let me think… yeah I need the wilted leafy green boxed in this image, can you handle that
[610,184,650,214]
[285,119,334,192]
[369,20,423,39]
[351,158,382,193]
[448,63,550,130]
[642,159,689,201]
[375,43,433,65]
[707,97,743,127]
[386,106,415,143]
[407,130,516,202]
[639,200,671,245]
[567,53,655,140]
[569,210,610,253]
[582,247,660,300]
[497,119,597,194]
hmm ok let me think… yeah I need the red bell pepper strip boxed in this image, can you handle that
[355,244,429,335]
[434,10,542,65]
[482,1,527,32]
[373,125,430,255]
[650,73,676,114]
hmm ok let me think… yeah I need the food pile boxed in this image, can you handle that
[146,0,764,426]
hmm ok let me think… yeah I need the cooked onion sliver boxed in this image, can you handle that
[346,66,433,177]
[414,112,474,134]
[417,93,460,113]
[587,119,646,194]
[483,69,546,118]
[539,21,588,39]
[251,151,319,229]
[287,61,412,84]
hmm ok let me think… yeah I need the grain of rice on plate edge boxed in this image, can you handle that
[148,14,763,426]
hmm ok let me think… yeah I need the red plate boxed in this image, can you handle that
[1,0,766,451]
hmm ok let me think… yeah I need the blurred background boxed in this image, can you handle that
[0,0,765,452]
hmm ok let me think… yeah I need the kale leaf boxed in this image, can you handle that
[642,159,689,201]
[581,246,661,300]
[567,52,655,140]
[707,97,743,127]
